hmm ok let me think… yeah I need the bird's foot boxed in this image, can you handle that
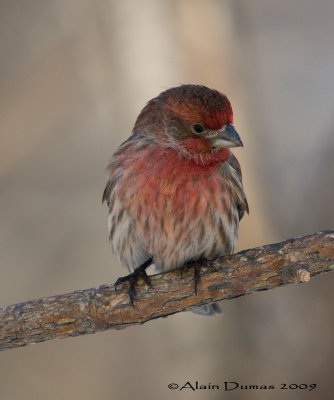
[114,258,153,306]
[181,258,214,295]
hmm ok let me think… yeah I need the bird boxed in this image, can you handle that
[103,84,248,315]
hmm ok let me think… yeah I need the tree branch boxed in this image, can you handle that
[1,230,333,351]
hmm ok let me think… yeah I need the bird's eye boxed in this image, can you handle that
[192,123,205,134]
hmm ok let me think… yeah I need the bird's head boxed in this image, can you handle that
[134,85,243,156]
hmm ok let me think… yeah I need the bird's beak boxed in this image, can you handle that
[209,123,243,148]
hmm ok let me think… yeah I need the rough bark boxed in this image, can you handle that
[1,230,333,351]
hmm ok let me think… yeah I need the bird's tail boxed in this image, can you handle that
[191,302,222,316]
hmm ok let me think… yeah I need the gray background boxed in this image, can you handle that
[1,1,333,399]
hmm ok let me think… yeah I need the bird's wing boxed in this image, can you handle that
[102,137,134,208]
[102,166,122,211]
[227,153,249,221]
[103,137,152,271]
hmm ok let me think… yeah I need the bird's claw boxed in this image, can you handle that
[114,259,153,306]
[181,258,214,295]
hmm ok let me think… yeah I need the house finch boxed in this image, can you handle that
[103,84,248,315]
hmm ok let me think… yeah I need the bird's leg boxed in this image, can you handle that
[181,258,214,295]
[114,257,153,306]
[193,262,201,295]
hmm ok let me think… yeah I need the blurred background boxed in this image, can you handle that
[1,0,333,399]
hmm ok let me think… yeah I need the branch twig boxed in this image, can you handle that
[1,230,333,351]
